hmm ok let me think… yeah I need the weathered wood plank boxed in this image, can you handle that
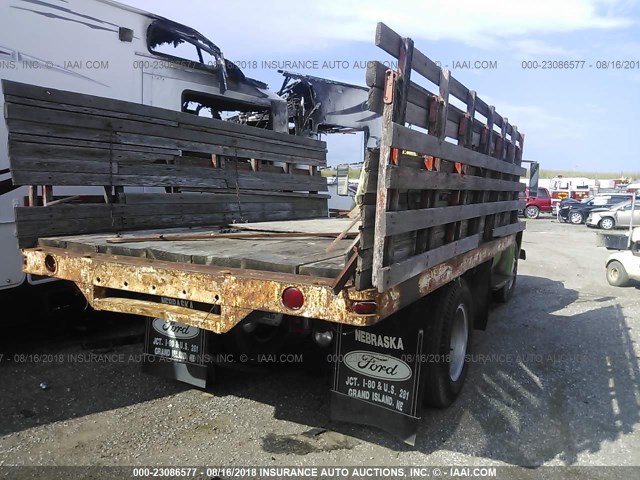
[2,80,324,148]
[116,164,327,191]
[8,94,309,154]
[372,84,401,288]
[9,133,181,155]
[117,132,325,167]
[15,196,328,248]
[240,239,350,275]
[5,95,179,127]
[122,201,325,218]
[356,149,379,205]
[438,69,451,140]
[376,22,471,117]
[370,33,416,291]
[379,234,481,290]
[235,218,359,235]
[391,123,526,176]
[154,239,283,268]
[120,192,329,204]
[492,221,526,238]
[9,140,176,162]
[375,22,440,86]
[12,164,327,191]
[15,200,327,223]
[11,170,229,189]
[6,101,326,160]
[6,103,326,165]
[18,208,328,243]
[298,257,345,278]
[372,24,524,146]
[386,166,525,192]
[178,188,330,200]
[367,61,485,134]
[368,83,482,143]
[38,231,347,278]
[12,158,114,175]
[16,216,123,246]
[383,200,524,237]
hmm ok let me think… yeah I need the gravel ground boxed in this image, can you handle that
[0,217,638,474]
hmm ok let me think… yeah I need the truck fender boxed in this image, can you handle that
[465,261,492,330]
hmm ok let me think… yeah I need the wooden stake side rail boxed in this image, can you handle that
[2,81,323,148]
[3,80,329,248]
[14,197,328,248]
[386,166,525,192]
[390,124,526,176]
[365,22,526,292]
[373,24,522,140]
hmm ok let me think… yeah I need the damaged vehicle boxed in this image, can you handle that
[0,0,286,309]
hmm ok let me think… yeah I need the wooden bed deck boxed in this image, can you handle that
[38,218,359,278]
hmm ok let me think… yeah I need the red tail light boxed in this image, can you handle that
[352,301,377,314]
[282,287,304,310]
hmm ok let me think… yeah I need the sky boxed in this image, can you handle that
[126,0,640,174]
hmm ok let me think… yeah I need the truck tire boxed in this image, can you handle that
[524,205,540,219]
[606,260,629,287]
[422,280,474,408]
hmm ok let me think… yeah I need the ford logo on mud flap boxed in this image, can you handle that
[152,318,199,340]
[343,350,412,381]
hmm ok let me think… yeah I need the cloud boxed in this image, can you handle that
[125,0,633,56]
[509,39,578,59]
[490,101,585,142]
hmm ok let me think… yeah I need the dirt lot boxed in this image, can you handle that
[0,217,639,474]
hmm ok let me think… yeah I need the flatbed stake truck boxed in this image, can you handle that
[5,23,526,444]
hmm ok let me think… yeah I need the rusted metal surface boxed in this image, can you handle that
[383,70,397,104]
[376,234,516,317]
[23,247,380,333]
[22,234,516,334]
[331,251,358,295]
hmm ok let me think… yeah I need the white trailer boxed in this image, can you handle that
[0,0,286,294]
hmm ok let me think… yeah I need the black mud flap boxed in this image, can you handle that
[142,317,210,388]
[330,321,424,446]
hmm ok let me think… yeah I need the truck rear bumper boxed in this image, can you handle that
[23,247,380,333]
[22,235,516,333]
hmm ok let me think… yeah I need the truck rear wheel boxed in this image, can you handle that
[422,280,474,408]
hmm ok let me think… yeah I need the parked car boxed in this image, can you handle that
[557,197,584,222]
[519,187,552,219]
[559,194,633,224]
[586,200,640,230]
